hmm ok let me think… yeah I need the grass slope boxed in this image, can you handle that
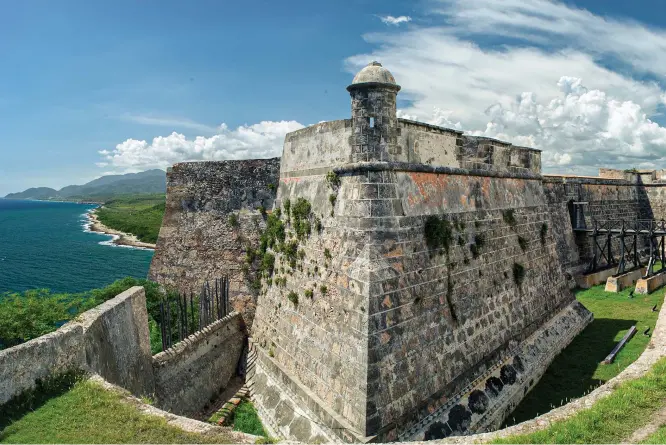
[95,194,165,244]
[232,401,268,437]
[0,378,232,444]
[506,283,664,425]
[494,356,666,444]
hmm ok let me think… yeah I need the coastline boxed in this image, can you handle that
[85,208,156,250]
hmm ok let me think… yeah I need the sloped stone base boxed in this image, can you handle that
[247,341,370,443]
[399,300,592,441]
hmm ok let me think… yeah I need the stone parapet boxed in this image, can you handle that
[152,312,246,416]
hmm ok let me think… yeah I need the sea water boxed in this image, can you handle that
[0,199,154,294]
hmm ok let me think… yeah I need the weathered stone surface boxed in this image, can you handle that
[78,286,155,397]
[0,323,84,405]
[247,63,589,442]
[148,159,281,327]
[152,313,246,416]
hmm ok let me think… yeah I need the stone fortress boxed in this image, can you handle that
[148,62,666,442]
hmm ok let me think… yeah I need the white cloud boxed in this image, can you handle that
[118,114,220,134]
[99,120,304,171]
[379,15,412,26]
[349,0,666,175]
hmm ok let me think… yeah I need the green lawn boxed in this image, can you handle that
[506,283,664,425]
[95,194,165,244]
[494,356,666,443]
[0,378,233,444]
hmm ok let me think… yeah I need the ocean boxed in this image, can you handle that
[0,199,154,294]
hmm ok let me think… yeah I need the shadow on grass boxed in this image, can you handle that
[0,370,82,433]
[504,317,636,426]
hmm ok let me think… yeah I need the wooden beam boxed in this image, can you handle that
[603,325,637,364]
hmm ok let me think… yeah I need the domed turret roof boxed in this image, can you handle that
[348,61,401,91]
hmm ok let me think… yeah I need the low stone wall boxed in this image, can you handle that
[152,312,246,416]
[0,323,84,405]
[78,287,155,396]
[0,286,154,406]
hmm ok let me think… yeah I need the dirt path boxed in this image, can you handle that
[624,403,666,443]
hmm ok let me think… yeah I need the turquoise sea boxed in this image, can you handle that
[0,199,154,294]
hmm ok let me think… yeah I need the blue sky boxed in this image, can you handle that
[3,0,666,195]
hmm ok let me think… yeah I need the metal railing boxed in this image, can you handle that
[158,277,230,351]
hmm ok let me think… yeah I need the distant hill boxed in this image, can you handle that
[4,170,166,201]
[4,187,60,200]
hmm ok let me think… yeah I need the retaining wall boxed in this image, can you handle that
[78,287,155,396]
[152,312,246,416]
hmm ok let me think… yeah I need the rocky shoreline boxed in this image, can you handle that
[86,209,156,250]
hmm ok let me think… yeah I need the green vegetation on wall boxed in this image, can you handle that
[503,209,517,226]
[513,262,525,287]
[424,215,453,253]
[540,222,548,245]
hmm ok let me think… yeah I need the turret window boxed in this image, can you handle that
[369,117,375,128]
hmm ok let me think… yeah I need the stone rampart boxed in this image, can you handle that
[152,312,246,416]
[542,175,662,281]
[148,159,280,327]
[434,297,666,444]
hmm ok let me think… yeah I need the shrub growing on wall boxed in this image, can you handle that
[424,215,453,253]
[513,263,526,287]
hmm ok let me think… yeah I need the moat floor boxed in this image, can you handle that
[506,283,665,426]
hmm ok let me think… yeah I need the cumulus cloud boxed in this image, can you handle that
[98,120,304,171]
[349,0,666,174]
[379,15,412,26]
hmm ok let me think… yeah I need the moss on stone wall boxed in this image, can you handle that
[424,215,453,253]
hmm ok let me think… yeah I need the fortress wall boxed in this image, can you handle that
[250,161,592,442]
[280,120,352,174]
[645,185,666,220]
[355,170,586,440]
[252,173,372,439]
[396,120,462,166]
[152,312,246,416]
[148,159,280,327]
[543,176,655,277]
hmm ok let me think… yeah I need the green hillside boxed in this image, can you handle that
[4,187,59,200]
[95,194,166,244]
